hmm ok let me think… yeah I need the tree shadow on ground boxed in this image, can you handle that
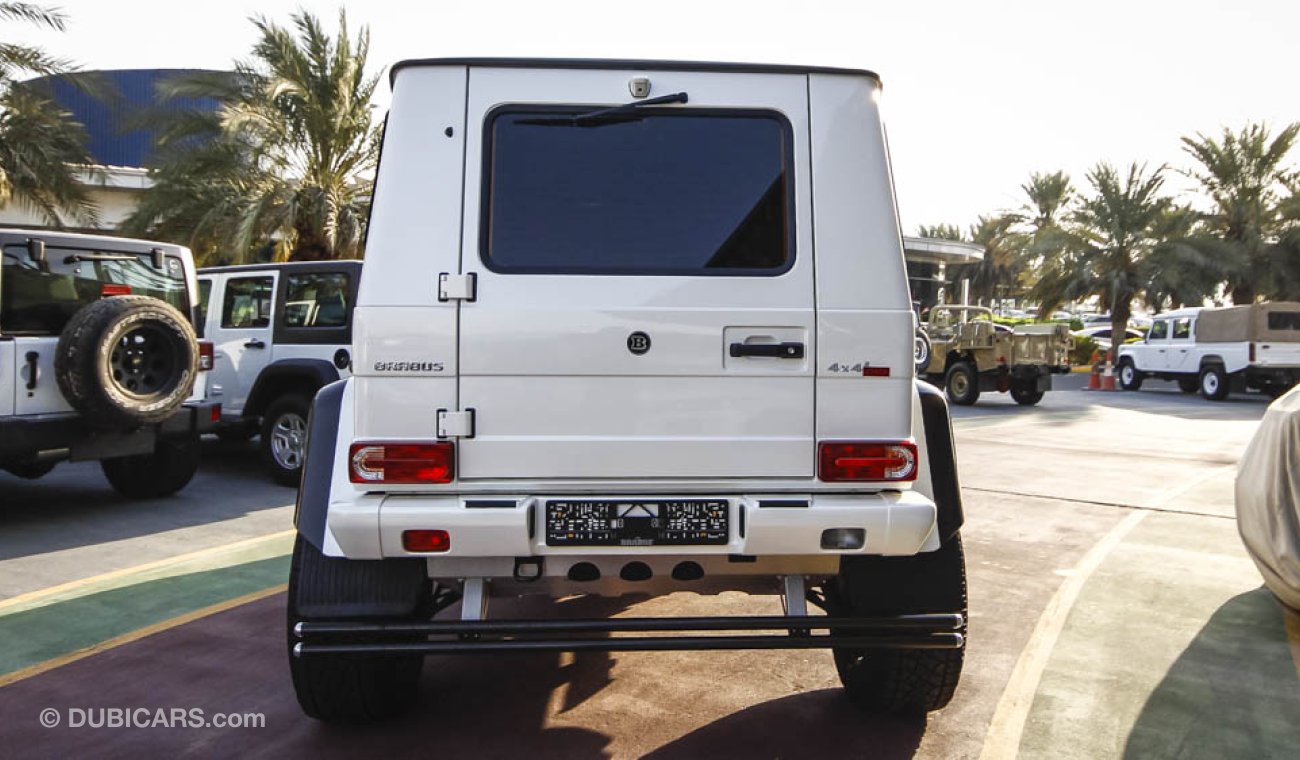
[1122,587,1300,759]
[644,688,926,760]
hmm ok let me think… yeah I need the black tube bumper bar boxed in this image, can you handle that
[293,613,965,656]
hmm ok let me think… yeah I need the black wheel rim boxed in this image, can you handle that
[109,325,179,399]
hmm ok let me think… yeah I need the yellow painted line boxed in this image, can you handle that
[979,510,1148,760]
[1284,606,1300,683]
[0,529,295,616]
[0,584,287,689]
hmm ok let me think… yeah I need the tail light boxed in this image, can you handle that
[819,441,918,482]
[197,341,214,371]
[349,442,455,484]
[1249,342,1256,362]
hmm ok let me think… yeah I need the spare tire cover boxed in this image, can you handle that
[1235,386,1300,610]
[55,295,198,429]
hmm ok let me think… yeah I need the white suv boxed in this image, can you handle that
[197,261,360,484]
[0,229,218,497]
[288,59,967,723]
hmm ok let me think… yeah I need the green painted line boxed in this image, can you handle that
[0,556,289,680]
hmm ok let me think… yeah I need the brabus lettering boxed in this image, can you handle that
[373,361,445,373]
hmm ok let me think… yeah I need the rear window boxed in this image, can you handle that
[1267,312,1300,330]
[483,107,793,276]
[283,272,350,328]
[1,244,188,335]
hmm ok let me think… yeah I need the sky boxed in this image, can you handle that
[17,0,1299,234]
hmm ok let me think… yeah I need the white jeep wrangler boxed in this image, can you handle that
[288,58,967,723]
[197,260,360,485]
[0,229,218,497]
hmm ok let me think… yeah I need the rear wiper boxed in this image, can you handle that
[518,92,689,127]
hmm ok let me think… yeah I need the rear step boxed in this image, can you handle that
[292,613,965,656]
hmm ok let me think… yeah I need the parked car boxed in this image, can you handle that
[1117,303,1300,400]
[0,229,218,497]
[196,260,360,485]
[1071,325,1145,351]
[921,305,1072,406]
[287,58,967,723]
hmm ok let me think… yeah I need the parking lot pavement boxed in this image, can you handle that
[1,386,1298,759]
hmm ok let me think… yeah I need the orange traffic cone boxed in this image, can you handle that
[1101,351,1117,391]
[1087,350,1102,390]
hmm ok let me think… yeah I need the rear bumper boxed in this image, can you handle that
[328,489,937,564]
[0,400,220,463]
[1245,366,1300,387]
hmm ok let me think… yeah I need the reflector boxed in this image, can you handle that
[402,529,451,552]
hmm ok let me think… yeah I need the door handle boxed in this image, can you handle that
[729,342,805,359]
[244,339,266,349]
[24,351,38,390]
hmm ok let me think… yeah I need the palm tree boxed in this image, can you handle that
[0,2,98,226]
[963,213,1024,307]
[1180,122,1300,303]
[1032,162,1171,357]
[125,10,380,263]
[916,223,966,242]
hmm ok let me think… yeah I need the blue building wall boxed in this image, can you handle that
[35,69,223,169]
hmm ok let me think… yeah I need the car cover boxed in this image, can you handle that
[1235,385,1300,611]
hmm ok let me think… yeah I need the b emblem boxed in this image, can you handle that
[627,331,651,356]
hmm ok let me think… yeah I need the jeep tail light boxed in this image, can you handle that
[1249,342,1256,362]
[349,442,454,484]
[197,340,214,371]
[818,441,918,482]
[402,529,450,553]
[101,283,132,297]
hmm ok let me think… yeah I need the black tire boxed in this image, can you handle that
[100,435,200,498]
[1199,364,1230,401]
[262,393,312,487]
[288,535,424,723]
[944,362,980,406]
[1010,382,1045,406]
[829,534,967,715]
[914,330,932,376]
[55,296,198,429]
[1118,358,1143,391]
[1177,377,1198,394]
[3,460,57,480]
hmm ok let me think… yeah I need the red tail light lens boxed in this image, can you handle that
[819,441,918,482]
[402,529,450,553]
[197,340,214,371]
[101,284,132,297]
[349,442,455,484]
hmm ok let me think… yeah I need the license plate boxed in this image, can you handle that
[545,500,729,547]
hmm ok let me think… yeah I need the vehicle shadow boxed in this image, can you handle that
[1121,587,1300,759]
[272,593,630,760]
[643,689,925,759]
[0,436,289,562]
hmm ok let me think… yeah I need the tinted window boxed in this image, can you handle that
[1268,312,1300,330]
[283,272,350,328]
[1172,318,1192,340]
[221,276,273,329]
[1149,320,1168,340]
[484,108,793,275]
[1,245,188,335]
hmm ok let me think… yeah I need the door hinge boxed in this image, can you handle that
[438,272,477,302]
[436,408,476,439]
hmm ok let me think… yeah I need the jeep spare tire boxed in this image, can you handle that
[55,296,198,429]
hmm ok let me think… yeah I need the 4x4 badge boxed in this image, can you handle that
[627,332,651,356]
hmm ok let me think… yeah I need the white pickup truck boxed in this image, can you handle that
[1117,303,1300,400]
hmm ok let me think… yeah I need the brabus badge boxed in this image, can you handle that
[627,332,651,356]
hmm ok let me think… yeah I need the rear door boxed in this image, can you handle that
[456,67,814,480]
[208,272,276,414]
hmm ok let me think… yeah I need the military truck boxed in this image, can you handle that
[920,305,1072,406]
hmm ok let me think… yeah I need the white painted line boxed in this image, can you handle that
[979,510,1148,760]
